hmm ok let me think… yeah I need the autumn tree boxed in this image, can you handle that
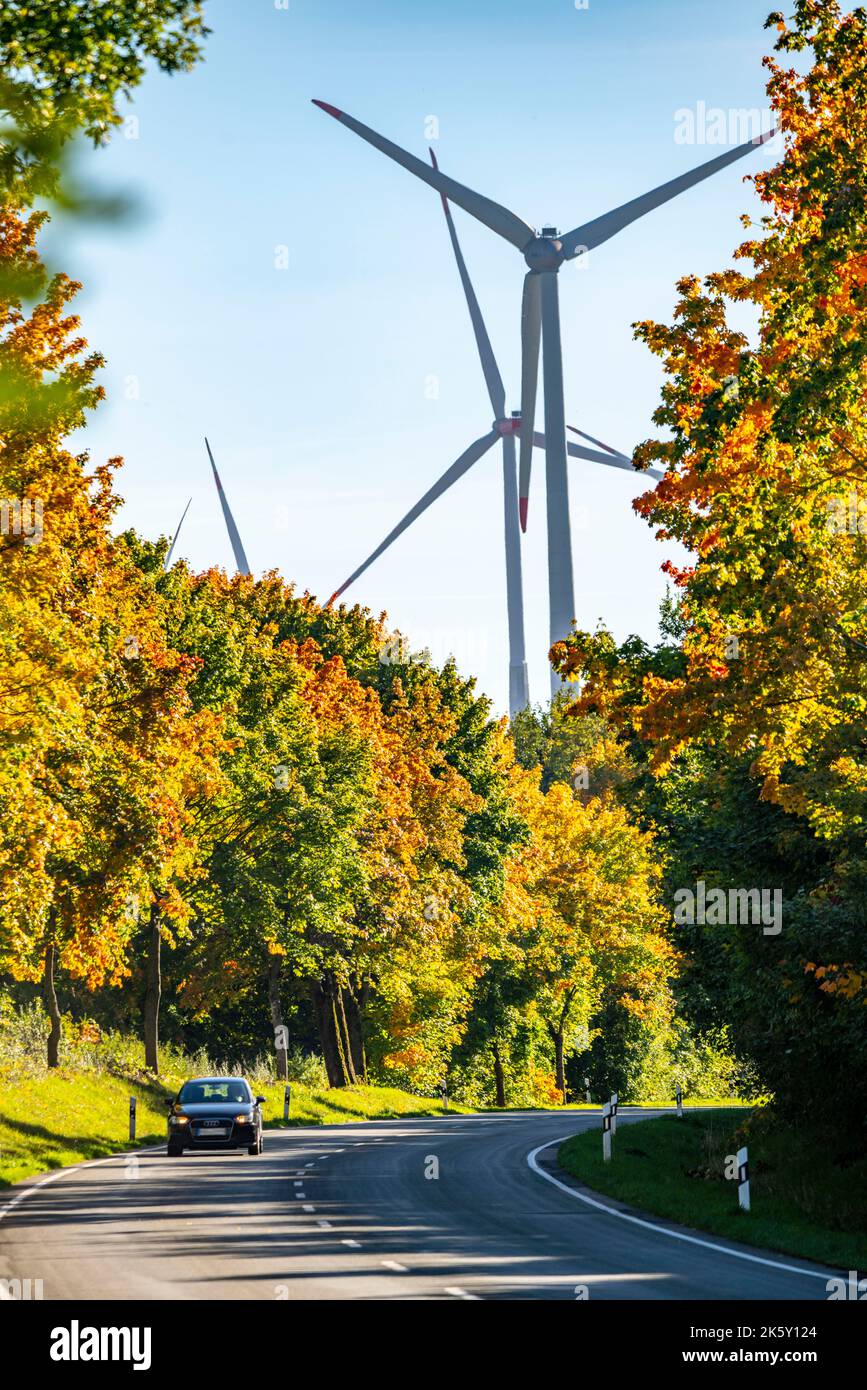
[508,769,672,1100]
[0,210,221,1064]
[552,0,867,1126]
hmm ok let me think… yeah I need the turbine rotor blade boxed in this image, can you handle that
[560,128,777,260]
[518,271,542,530]
[312,100,535,251]
[164,497,192,572]
[535,431,664,481]
[329,429,499,603]
[567,424,629,461]
[430,148,505,418]
[205,437,252,576]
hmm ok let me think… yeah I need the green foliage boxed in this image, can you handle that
[552,0,867,1137]
[0,0,208,202]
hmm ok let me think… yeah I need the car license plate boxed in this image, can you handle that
[202,1126,227,1137]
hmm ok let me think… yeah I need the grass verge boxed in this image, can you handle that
[0,1069,467,1188]
[557,1108,867,1272]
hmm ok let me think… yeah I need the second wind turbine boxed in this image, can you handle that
[313,99,775,691]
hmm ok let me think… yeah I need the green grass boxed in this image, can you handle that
[261,1080,468,1127]
[0,1068,467,1189]
[0,1069,174,1188]
[558,1108,867,1272]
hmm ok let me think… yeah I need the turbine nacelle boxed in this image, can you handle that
[495,414,521,436]
[523,231,564,273]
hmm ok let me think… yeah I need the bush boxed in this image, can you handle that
[0,993,328,1089]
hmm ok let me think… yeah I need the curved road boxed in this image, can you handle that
[0,1109,836,1300]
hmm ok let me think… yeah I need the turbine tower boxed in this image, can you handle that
[329,150,660,718]
[205,437,251,575]
[430,147,528,717]
[312,99,774,690]
[164,497,192,572]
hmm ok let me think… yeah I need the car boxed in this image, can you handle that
[166,1076,266,1156]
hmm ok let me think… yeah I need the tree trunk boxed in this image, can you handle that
[311,975,353,1088]
[342,981,367,1083]
[492,1042,506,1108]
[553,1030,566,1103]
[333,977,358,1085]
[43,942,61,1069]
[268,954,288,1082]
[144,913,161,1073]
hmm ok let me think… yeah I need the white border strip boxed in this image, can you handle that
[527,1135,833,1283]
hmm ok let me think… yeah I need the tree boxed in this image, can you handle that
[0,209,222,1065]
[0,0,208,204]
[510,771,673,1100]
[552,0,867,1127]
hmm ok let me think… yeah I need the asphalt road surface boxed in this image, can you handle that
[0,1109,837,1300]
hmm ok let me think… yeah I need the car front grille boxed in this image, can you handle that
[192,1120,234,1139]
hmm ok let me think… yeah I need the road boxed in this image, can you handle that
[0,1109,836,1300]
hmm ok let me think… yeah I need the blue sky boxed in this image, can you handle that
[68,0,780,714]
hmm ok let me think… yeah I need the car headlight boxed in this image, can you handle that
[169,1114,189,1126]
[234,1113,252,1124]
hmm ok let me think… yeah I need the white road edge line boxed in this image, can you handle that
[526,1135,832,1283]
[382,1260,408,1272]
[444,1285,479,1300]
[0,1143,166,1225]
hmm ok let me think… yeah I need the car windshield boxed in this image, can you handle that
[178,1080,252,1105]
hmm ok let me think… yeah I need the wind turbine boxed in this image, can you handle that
[164,496,192,572]
[312,99,774,688]
[205,437,251,575]
[328,148,660,718]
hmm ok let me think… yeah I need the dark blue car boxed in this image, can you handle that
[167,1076,265,1156]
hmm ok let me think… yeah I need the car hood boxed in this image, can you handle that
[175,1102,253,1118]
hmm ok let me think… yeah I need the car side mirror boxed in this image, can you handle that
[256,1096,266,1105]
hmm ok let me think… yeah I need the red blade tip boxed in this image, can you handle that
[312,100,343,119]
[519,497,529,532]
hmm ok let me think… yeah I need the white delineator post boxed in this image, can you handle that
[610,1092,618,1135]
[676,1084,683,1119]
[737,1146,750,1212]
[128,1096,136,1142]
[584,1076,591,1104]
[283,1085,291,1121]
[441,1081,449,1113]
[602,1102,612,1162]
